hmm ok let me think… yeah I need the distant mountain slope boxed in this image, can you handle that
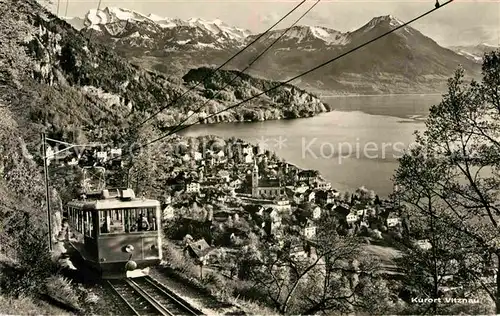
[448,43,498,63]
[235,15,481,94]
[182,67,331,121]
[77,10,481,94]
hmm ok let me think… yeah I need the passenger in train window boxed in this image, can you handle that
[130,216,138,232]
[137,213,150,231]
[101,222,108,234]
[101,212,110,233]
[109,211,124,233]
[151,216,157,231]
[125,216,130,232]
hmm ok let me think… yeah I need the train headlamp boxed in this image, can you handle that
[125,244,134,253]
[125,260,137,271]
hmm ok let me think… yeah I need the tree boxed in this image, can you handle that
[242,215,396,314]
[393,52,500,313]
[343,191,351,204]
[394,205,488,314]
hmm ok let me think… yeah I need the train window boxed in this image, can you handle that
[100,210,125,234]
[77,209,82,233]
[84,211,96,238]
[83,211,87,235]
[147,208,158,231]
[124,208,157,232]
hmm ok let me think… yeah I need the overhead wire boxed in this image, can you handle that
[137,0,308,127]
[64,0,69,17]
[105,0,455,165]
[162,0,321,136]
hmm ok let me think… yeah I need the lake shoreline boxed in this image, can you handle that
[181,95,438,197]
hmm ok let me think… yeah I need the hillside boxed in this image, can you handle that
[1,0,328,145]
[182,67,331,121]
[77,10,482,94]
[232,15,482,94]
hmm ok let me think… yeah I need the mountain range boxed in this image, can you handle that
[65,8,486,95]
[448,43,499,63]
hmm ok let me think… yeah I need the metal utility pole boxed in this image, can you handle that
[40,135,109,251]
[42,133,53,252]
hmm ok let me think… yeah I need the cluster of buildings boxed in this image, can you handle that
[161,138,412,272]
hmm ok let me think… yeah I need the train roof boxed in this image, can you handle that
[67,198,160,210]
[66,188,160,210]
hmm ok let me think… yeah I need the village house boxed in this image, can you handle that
[272,197,291,213]
[332,204,356,224]
[245,204,265,217]
[256,144,265,155]
[311,205,321,220]
[200,178,220,189]
[184,238,214,263]
[387,214,402,227]
[315,190,336,205]
[302,220,317,239]
[346,212,359,224]
[216,150,226,162]
[298,170,319,183]
[193,151,203,161]
[293,192,304,205]
[243,153,253,164]
[242,144,253,157]
[294,183,309,194]
[263,207,282,235]
[217,170,230,183]
[163,194,172,205]
[162,204,175,220]
[315,181,332,191]
[185,181,200,193]
[355,207,367,217]
[304,189,315,203]
[229,178,243,189]
[417,239,432,250]
[289,243,312,261]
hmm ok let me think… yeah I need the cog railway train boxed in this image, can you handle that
[63,187,163,279]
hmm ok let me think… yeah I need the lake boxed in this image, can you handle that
[179,94,444,197]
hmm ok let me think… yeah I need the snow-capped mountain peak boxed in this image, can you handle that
[361,14,406,31]
[254,25,350,46]
[80,7,251,41]
[85,7,149,26]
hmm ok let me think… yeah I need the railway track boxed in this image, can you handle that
[107,276,203,316]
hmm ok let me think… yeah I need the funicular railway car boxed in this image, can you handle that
[65,188,162,279]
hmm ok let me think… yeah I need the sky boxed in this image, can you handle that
[43,0,500,46]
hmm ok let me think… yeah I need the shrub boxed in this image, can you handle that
[44,276,80,310]
[1,227,58,298]
[202,272,225,288]
[0,295,71,315]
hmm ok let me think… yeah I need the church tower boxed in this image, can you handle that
[252,159,259,197]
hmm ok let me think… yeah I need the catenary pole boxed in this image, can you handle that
[42,133,53,251]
